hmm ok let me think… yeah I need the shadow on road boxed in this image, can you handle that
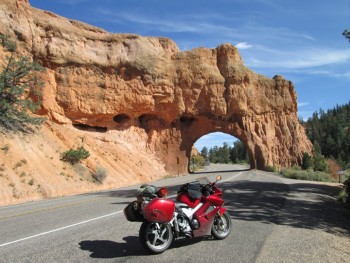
[79,236,204,259]
[79,236,145,258]
[80,172,350,259]
[192,168,250,174]
[223,180,350,236]
[102,185,184,203]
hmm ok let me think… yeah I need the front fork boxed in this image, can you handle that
[170,212,180,238]
[215,207,227,229]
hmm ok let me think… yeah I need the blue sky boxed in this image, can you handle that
[29,0,350,151]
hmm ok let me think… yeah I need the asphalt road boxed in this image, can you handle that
[0,164,349,263]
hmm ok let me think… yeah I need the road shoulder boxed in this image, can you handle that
[256,177,350,263]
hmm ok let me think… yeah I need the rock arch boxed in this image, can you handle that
[1,0,313,175]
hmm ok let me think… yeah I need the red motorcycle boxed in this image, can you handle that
[123,175,232,254]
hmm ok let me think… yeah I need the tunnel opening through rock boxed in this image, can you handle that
[190,132,250,173]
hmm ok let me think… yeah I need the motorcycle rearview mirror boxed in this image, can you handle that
[216,175,222,182]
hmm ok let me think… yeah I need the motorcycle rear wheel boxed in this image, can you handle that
[139,221,173,254]
[211,211,232,240]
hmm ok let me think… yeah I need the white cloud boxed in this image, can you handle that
[333,70,350,80]
[303,69,350,80]
[97,9,238,35]
[246,47,350,70]
[96,5,350,81]
[236,42,253,49]
[298,102,309,107]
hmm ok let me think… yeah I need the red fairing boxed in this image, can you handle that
[218,206,227,215]
[143,198,175,223]
[205,194,224,206]
[176,192,201,208]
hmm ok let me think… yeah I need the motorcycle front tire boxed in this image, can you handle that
[211,211,232,240]
[139,221,173,254]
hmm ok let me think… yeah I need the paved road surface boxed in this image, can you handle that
[0,164,349,262]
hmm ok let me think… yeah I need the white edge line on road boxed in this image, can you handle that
[0,171,244,248]
[220,172,242,183]
[0,210,123,248]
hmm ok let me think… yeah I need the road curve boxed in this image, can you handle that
[0,164,349,262]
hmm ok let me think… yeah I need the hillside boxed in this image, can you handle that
[0,122,166,206]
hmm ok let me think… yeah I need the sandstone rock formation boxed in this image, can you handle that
[1,0,313,179]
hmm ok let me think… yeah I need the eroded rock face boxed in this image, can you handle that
[0,0,313,174]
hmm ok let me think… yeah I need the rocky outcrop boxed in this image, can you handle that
[0,0,313,175]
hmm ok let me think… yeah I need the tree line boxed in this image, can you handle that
[200,140,249,165]
[302,101,350,169]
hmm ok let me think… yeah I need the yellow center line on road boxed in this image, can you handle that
[0,197,101,221]
[0,210,123,248]
[0,171,244,248]
[219,172,243,183]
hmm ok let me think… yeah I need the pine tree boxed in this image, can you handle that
[301,152,313,170]
[230,140,248,163]
[304,101,350,169]
[219,142,231,164]
[0,35,44,131]
[200,146,209,159]
[210,146,219,163]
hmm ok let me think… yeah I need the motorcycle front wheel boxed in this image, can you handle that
[139,221,173,254]
[211,211,232,240]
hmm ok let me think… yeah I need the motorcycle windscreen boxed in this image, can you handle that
[143,198,175,223]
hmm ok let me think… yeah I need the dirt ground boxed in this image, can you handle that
[0,121,167,206]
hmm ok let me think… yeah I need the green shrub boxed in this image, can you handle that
[92,166,107,183]
[1,144,9,153]
[13,159,27,169]
[190,155,206,172]
[266,165,278,172]
[313,153,329,172]
[338,177,350,207]
[28,178,34,186]
[338,188,347,202]
[192,155,206,167]
[281,166,336,182]
[61,146,90,165]
[302,152,313,170]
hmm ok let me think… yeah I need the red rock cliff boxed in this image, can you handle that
[0,0,313,176]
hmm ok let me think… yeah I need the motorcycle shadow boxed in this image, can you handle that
[79,236,205,258]
[79,236,145,258]
[169,236,203,249]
